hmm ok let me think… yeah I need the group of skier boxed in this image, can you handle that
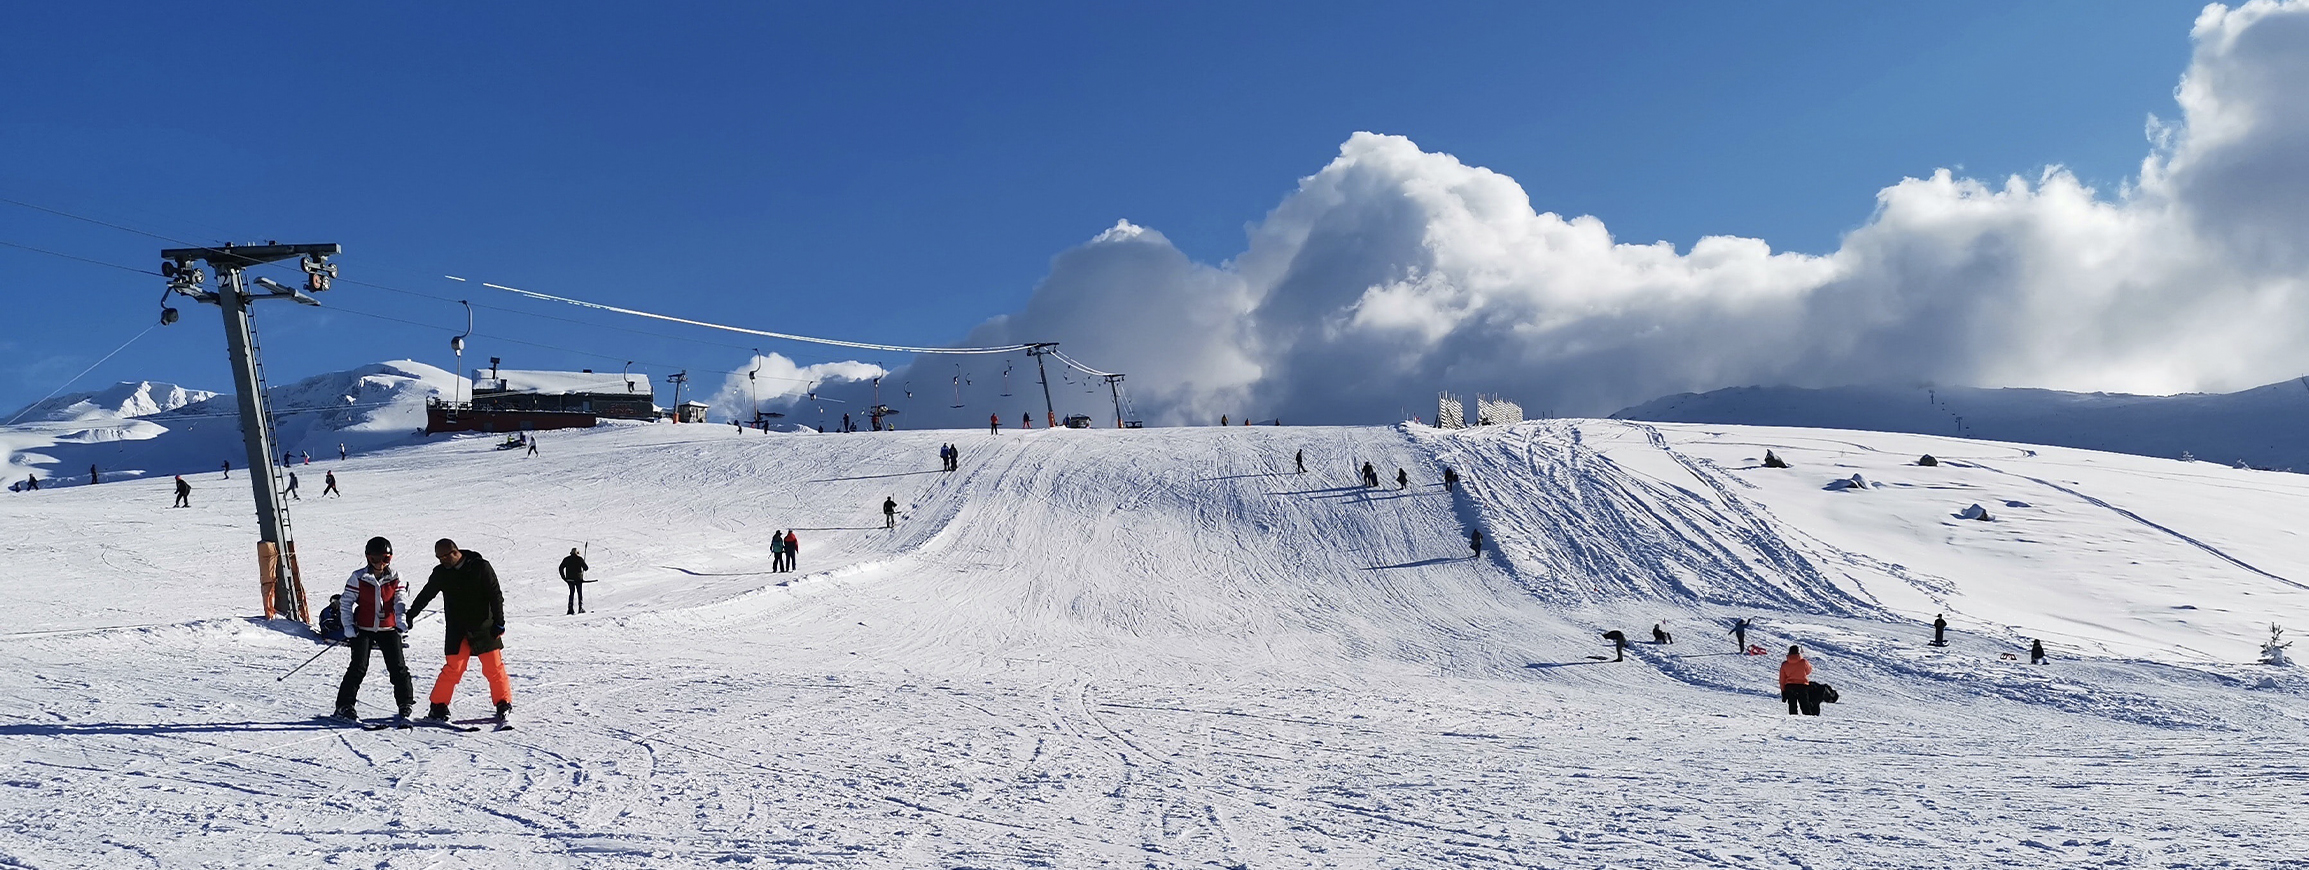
[769,529,802,573]
[332,536,513,728]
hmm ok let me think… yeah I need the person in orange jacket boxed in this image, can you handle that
[1780,645,1815,715]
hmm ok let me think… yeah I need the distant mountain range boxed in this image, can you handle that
[1612,377,2309,470]
[0,360,462,484]
[7,381,217,424]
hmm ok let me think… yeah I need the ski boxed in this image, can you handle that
[412,718,483,733]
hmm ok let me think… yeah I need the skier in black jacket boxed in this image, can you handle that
[407,539,511,723]
[559,548,590,614]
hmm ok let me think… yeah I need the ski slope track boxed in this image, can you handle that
[2,418,2307,868]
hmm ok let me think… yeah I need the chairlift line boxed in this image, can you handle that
[474,280,1036,355]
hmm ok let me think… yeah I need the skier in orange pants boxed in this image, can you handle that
[407,538,513,724]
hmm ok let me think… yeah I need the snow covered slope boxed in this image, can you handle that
[1615,378,2309,470]
[0,419,2302,867]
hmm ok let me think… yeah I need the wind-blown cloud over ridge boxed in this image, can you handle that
[886,1,2309,427]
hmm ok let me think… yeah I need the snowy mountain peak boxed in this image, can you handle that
[7,380,217,423]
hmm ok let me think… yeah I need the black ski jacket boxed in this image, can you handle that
[559,554,588,583]
[409,549,506,656]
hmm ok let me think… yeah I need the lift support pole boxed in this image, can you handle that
[161,242,340,624]
[1027,343,1058,429]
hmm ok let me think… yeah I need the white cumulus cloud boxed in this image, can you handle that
[874,0,2309,427]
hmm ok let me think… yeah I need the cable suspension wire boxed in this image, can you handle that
[468,279,1037,355]
[1049,348,1118,378]
[2,322,161,426]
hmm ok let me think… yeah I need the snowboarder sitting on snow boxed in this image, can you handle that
[883,496,898,529]
[559,548,589,614]
[407,539,511,724]
[334,537,415,723]
[1603,630,1628,662]
[1652,622,1673,645]
[1781,646,1817,715]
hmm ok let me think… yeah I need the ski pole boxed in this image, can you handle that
[277,639,339,682]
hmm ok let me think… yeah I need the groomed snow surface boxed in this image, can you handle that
[3,420,2306,868]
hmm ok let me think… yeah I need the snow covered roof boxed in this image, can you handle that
[475,369,653,397]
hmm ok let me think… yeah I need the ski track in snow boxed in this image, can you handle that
[1,420,2307,867]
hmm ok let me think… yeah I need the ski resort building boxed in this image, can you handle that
[425,368,657,434]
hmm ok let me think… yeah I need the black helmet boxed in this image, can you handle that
[365,536,393,556]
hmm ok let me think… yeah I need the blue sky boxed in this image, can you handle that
[0,1,2214,418]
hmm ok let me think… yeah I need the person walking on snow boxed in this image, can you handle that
[1932,614,1948,646]
[221,460,230,479]
[989,413,1000,434]
[1603,630,1629,662]
[1731,617,1752,652]
[770,531,788,573]
[1468,528,1483,559]
[173,475,191,508]
[2030,638,2048,665]
[1396,468,1408,489]
[883,497,898,529]
[407,539,511,723]
[526,437,539,457]
[338,442,347,461]
[89,464,98,486]
[1442,467,1458,491]
[333,536,415,722]
[1361,462,1377,488]
[322,471,339,497]
[285,471,301,500]
[559,548,590,614]
[784,530,799,573]
[1295,449,1305,474]
[1781,646,1816,715]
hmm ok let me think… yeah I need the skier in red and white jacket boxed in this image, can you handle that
[333,536,414,722]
